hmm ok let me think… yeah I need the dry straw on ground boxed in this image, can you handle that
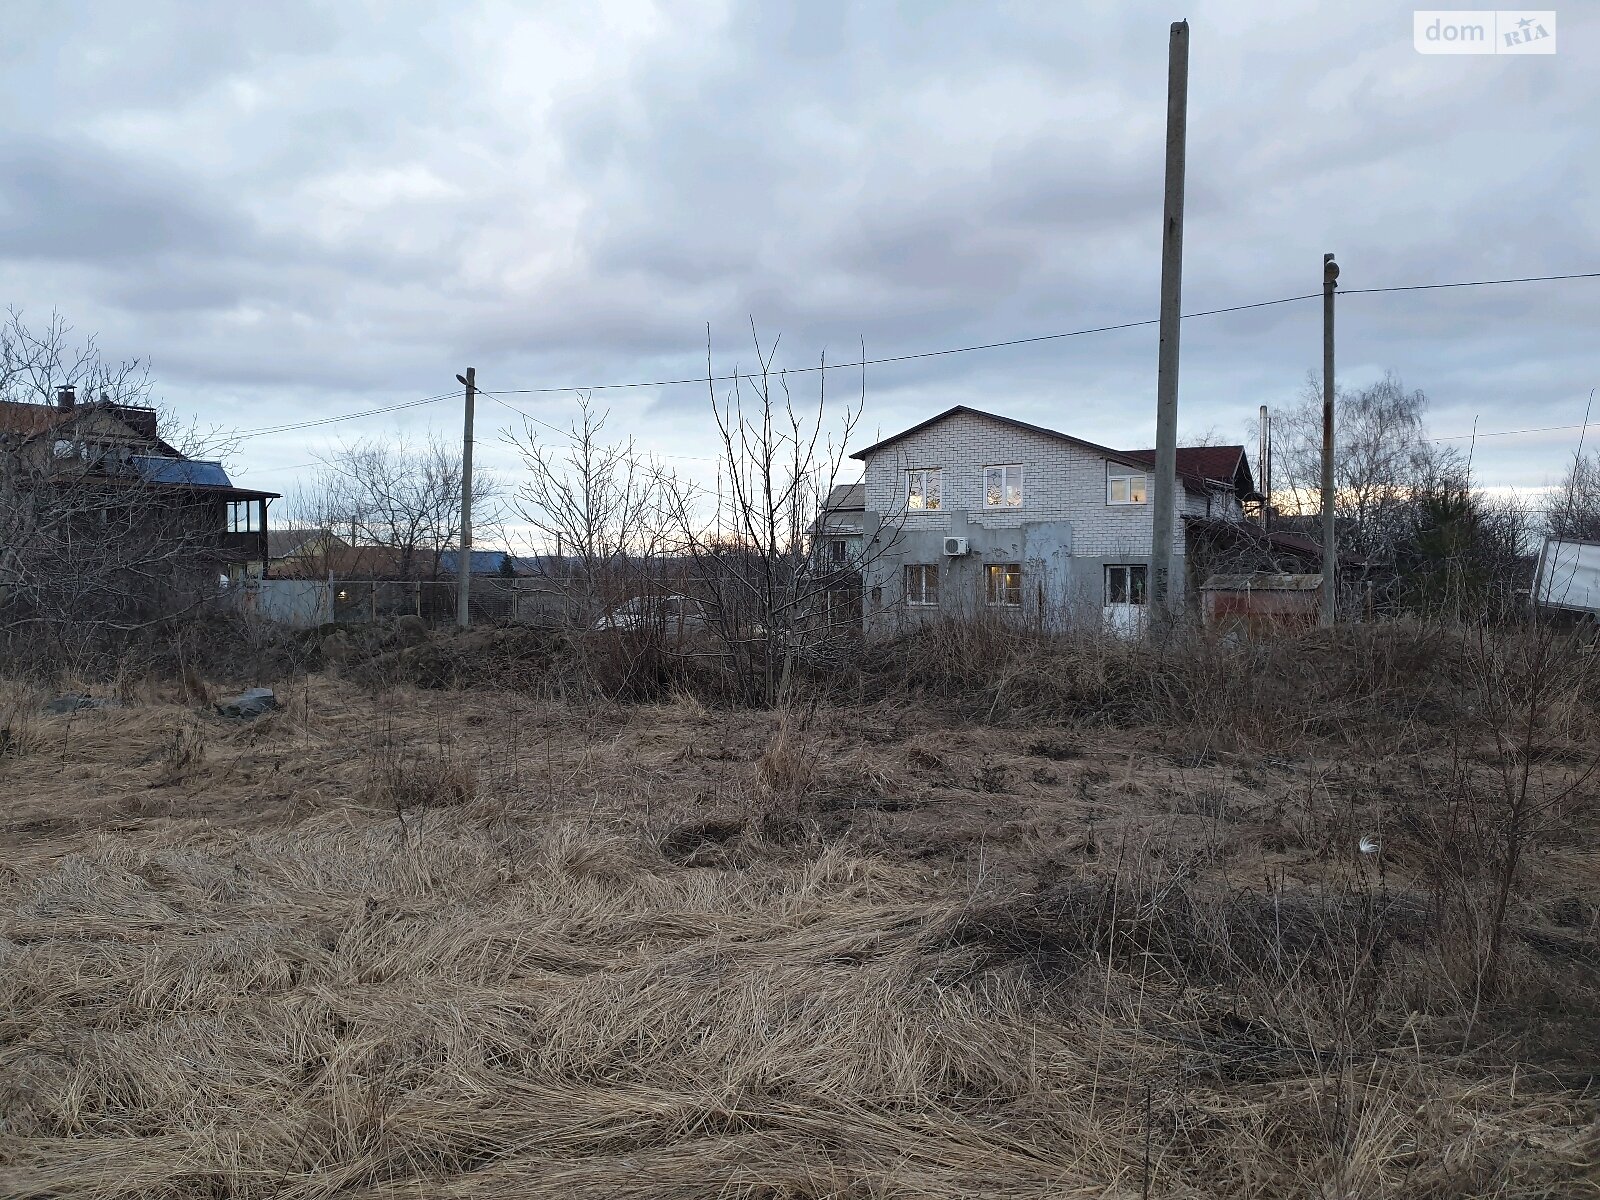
[1,635,1597,1198]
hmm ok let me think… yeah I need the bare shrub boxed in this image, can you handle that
[363,741,479,812]
[0,682,45,760]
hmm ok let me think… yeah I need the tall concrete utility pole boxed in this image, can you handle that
[1258,405,1271,530]
[1320,254,1339,627]
[456,367,476,630]
[1149,19,1189,621]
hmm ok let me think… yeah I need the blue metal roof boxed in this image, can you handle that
[129,455,235,488]
[438,550,574,576]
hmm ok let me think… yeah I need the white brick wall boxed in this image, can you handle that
[860,410,1206,559]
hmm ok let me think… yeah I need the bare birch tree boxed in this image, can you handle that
[1269,371,1451,564]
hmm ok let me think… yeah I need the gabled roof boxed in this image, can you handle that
[849,405,1155,472]
[267,529,346,559]
[823,482,865,512]
[848,405,1263,497]
[0,398,182,456]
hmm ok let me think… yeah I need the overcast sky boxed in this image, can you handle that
[3,1,1596,523]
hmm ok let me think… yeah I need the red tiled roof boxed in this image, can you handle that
[1119,446,1248,490]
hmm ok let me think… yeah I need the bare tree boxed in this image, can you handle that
[0,308,235,460]
[660,328,883,705]
[504,396,667,624]
[293,432,499,580]
[1548,449,1600,543]
[0,311,244,667]
[1270,372,1452,563]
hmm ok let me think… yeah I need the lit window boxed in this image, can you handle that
[985,563,1022,607]
[1107,467,1148,505]
[984,464,1022,507]
[906,467,942,511]
[904,564,939,606]
[1105,565,1148,606]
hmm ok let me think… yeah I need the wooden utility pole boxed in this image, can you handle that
[1149,19,1189,621]
[1320,254,1339,627]
[456,367,476,629]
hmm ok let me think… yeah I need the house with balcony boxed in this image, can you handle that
[0,388,278,610]
[846,405,1258,632]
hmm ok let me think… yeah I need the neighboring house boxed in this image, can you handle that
[266,528,349,577]
[0,388,279,596]
[847,405,1259,632]
[817,483,867,567]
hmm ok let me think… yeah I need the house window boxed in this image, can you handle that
[904,564,940,606]
[1105,564,1148,606]
[985,563,1022,607]
[228,501,260,533]
[830,539,848,564]
[906,467,942,510]
[1107,467,1148,505]
[984,464,1022,507]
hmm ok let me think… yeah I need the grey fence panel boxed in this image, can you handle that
[245,577,576,628]
[240,579,330,628]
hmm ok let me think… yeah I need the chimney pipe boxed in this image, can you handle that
[55,385,76,411]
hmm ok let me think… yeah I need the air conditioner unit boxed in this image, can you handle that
[943,536,969,557]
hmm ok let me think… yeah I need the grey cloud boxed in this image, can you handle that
[0,0,1596,500]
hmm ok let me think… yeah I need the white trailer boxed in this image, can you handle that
[1531,537,1600,618]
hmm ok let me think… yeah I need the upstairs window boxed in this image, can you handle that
[228,501,260,533]
[829,539,848,564]
[985,563,1022,607]
[984,464,1022,507]
[1107,466,1148,505]
[904,563,940,606]
[906,467,942,511]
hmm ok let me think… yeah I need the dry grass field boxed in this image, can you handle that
[1,638,1597,1197]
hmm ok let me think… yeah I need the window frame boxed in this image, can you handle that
[983,463,1023,508]
[904,563,940,607]
[228,500,260,534]
[905,466,943,511]
[1106,465,1149,506]
[1104,564,1149,607]
[984,562,1023,608]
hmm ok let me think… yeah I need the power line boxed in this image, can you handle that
[1431,420,1597,443]
[228,268,1600,441]
[483,293,1324,397]
[235,391,457,440]
[482,390,717,461]
[1341,270,1600,296]
[475,270,1600,398]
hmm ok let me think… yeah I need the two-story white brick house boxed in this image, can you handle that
[845,405,1257,632]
